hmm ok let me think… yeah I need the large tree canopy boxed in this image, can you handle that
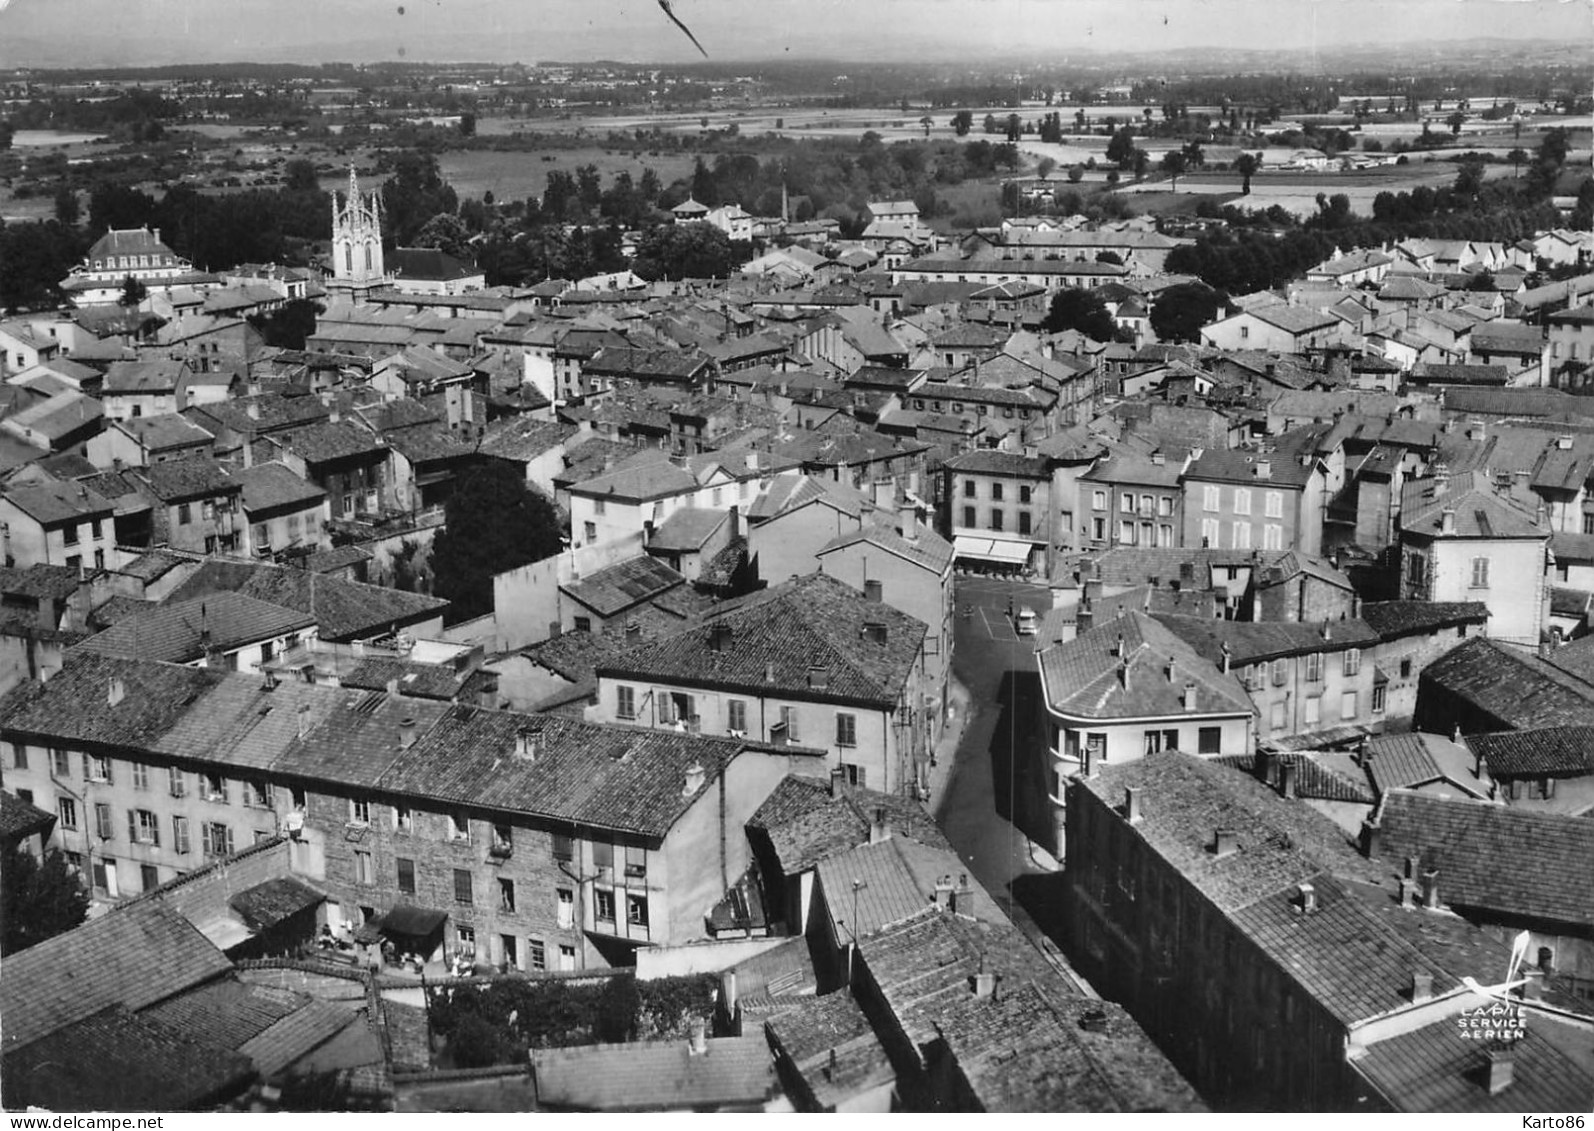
[2,846,89,955]
[1150,282,1231,344]
[430,462,563,624]
[1043,287,1118,341]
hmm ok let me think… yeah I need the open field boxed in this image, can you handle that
[434,147,699,206]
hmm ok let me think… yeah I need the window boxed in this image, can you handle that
[1270,702,1287,731]
[963,505,976,527]
[92,858,118,896]
[727,699,747,735]
[964,479,977,498]
[990,509,1003,532]
[627,893,649,928]
[1304,696,1321,726]
[558,944,577,971]
[201,821,232,857]
[172,815,191,854]
[616,685,636,720]
[129,808,160,845]
[52,748,70,778]
[499,878,516,913]
[625,845,647,879]
[836,712,857,747]
[557,888,575,929]
[1120,493,1134,514]
[991,482,1004,502]
[1342,649,1360,677]
[1305,652,1323,682]
[1020,485,1032,505]
[1265,491,1283,518]
[1372,684,1387,714]
[394,805,413,833]
[595,888,616,923]
[201,772,227,803]
[63,523,79,547]
[94,802,114,840]
[1470,557,1490,589]
[397,857,416,894]
[9,744,25,771]
[1263,524,1283,550]
[58,797,78,830]
[1408,553,1427,588]
[529,939,547,971]
[178,503,192,526]
[1200,519,1219,548]
[1341,691,1358,719]
[583,521,596,542]
[1018,511,1032,536]
[491,824,513,856]
[1158,496,1173,517]
[552,833,574,863]
[1272,659,1288,687]
[86,753,112,784]
[349,798,370,825]
[453,868,473,905]
[1203,485,1221,513]
[1198,726,1221,754]
[779,705,800,743]
[354,850,374,885]
[1400,658,1413,679]
[1092,490,1107,511]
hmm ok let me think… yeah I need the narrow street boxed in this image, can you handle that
[931,574,1071,948]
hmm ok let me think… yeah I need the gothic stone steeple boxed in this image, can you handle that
[331,166,387,292]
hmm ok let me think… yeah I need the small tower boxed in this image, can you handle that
[329,166,388,296]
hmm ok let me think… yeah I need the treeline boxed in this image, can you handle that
[4,90,183,143]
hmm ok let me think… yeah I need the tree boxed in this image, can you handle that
[1067,164,1084,184]
[1150,281,1229,344]
[1466,270,1497,292]
[2,847,89,955]
[1445,110,1466,136]
[1234,152,1261,195]
[283,158,320,194]
[632,222,744,282]
[430,463,564,624]
[1132,149,1150,181]
[248,298,325,351]
[1181,141,1205,170]
[1507,147,1529,178]
[1043,287,1117,340]
[1105,125,1136,169]
[119,274,147,307]
[53,188,80,229]
[1539,127,1571,169]
[0,121,12,151]
[412,213,472,259]
[1160,150,1188,191]
[919,115,934,139]
[951,110,973,137]
[459,111,477,138]
[1035,157,1057,183]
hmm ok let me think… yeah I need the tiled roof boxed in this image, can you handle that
[102,358,189,393]
[0,563,83,602]
[531,1035,778,1111]
[478,416,580,462]
[0,788,56,840]
[0,898,232,1055]
[187,393,330,436]
[116,411,215,451]
[237,998,361,1077]
[763,992,895,1111]
[0,650,221,753]
[817,518,953,575]
[1363,732,1488,797]
[566,449,698,502]
[152,668,340,772]
[562,554,684,617]
[1184,448,1317,488]
[274,419,387,464]
[1155,613,1379,667]
[1354,1011,1594,1113]
[303,544,374,573]
[1401,473,1547,539]
[1209,753,1375,805]
[598,573,925,708]
[1465,726,1594,778]
[2,480,115,525]
[1038,611,1254,721]
[647,506,729,553]
[1360,601,1489,639]
[140,976,310,1051]
[943,450,1050,477]
[748,774,949,874]
[342,656,467,701]
[1376,789,1594,925]
[1,1004,255,1112]
[383,422,474,465]
[378,708,748,837]
[232,461,326,515]
[815,838,998,940]
[746,473,869,522]
[271,690,450,789]
[1421,638,1594,730]
[74,592,315,665]
[935,981,1206,1113]
[166,559,448,641]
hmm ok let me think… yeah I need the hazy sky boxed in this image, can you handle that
[0,0,1589,66]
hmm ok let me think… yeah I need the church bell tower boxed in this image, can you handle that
[330,167,387,296]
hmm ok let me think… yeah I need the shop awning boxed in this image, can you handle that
[952,536,1033,564]
[380,905,449,938]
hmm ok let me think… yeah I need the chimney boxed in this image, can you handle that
[1467,419,1486,443]
[1124,786,1143,824]
[1085,578,1104,604]
[513,726,537,761]
[296,703,312,738]
[689,1020,708,1057]
[899,503,919,542]
[1256,748,1276,787]
[1280,759,1298,799]
[1359,818,1381,858]
[864,578,883,602]
[1399,876,1419,908]
[1440,507,1456,534]
[385,677,400,698]
[1212,829,1239,857]
[1296,881,1318,914]
[721,969,738,1020]
[1410,969,1434,1004]
[625,621,641,640]
[1254,459,1272,479]
[932,873,955,908]
[397,716,417,750]
[1181,682,1196,712]
[949,872,974,914]
[970,968,997,999]
[807,665,829,689]
[869,805,890,845]
[1483,1043,1516,1096]
[1422,868,1441,910]
[107,677,126,707]
[745,449,759,472]
[1351,594,1362,618]
[1078,1008,1109,1034]
[764,660,776,683]
[683,763,706,796]
[829,767,848,797]
[246,401,260,420]
[1114,632,1125,659]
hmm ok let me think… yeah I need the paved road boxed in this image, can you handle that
[932,574,1059,930]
